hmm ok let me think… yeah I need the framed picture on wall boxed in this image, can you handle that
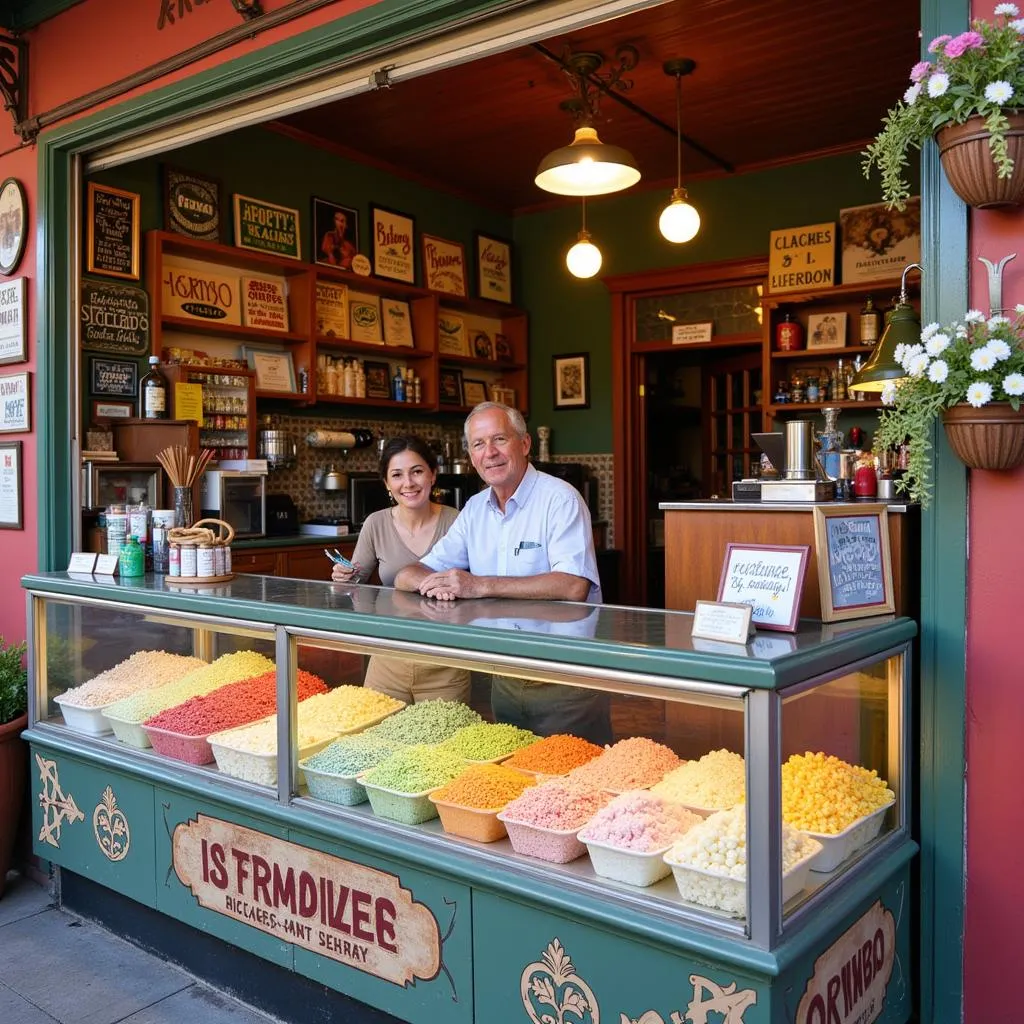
[421,234,467,297]
[462,378,487,407]
[0,439,22,529]
[552,352,590,410]
[163,165,222,242]
[313,197,359,270]
[0,178,27,276]
[371,204,416,284]
[439,368,464,406]
[86,182,141,280]
[474,232,512,304]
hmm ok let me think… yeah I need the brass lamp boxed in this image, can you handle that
[848,263,922,393]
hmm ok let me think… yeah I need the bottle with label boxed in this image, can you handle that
[859,296,882,346]
[393,367,406,402]
[775,309,804,351]
[118,535,145,578]
[139,356,168,419]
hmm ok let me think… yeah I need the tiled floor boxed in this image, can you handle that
[0,873,280,1024]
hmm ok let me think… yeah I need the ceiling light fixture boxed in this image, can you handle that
[849,263,922,393]
[535,49,642,197]
[566,198,603,279]
[659,58,700,244]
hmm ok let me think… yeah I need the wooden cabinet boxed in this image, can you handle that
[145,230,529,416]
[161,364,256,459]
[231,549,283,576]
[230,539,358,580]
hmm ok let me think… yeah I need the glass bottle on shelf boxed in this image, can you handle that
[775,308,804,351]
[859,296,882,346]
[139,356,169,419]
[790,369,807,403]
[818,406,843,483]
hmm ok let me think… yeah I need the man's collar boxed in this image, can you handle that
[487,462,538,512]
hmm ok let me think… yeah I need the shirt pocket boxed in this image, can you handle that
[512,544,549,572]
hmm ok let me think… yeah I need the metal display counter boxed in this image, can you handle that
[22,572,916,1024]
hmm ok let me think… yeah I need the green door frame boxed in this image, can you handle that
[34,0,970,1018]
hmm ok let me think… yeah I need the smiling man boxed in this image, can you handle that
[394,402,609,742]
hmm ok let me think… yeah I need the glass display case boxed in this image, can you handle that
[25,573,912,951]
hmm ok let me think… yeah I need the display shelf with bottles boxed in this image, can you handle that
[161,364,256,460]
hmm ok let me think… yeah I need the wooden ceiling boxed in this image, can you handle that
[278,0,920,213]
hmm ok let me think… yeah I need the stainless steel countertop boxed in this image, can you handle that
[659,499,914,512]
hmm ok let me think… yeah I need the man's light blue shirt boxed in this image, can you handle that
[421,464,602,602]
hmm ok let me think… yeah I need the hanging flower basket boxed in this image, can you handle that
[941,402,1024,470]
[936,112,1024,208]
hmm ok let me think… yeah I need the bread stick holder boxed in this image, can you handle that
[166,518,236,585]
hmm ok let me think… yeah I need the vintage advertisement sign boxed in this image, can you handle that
[233,194,301,260]
[162,259,242,325]
[0,277,26,364]
[796,901,895,1024]
[240,275,289,332]
[315,281,349,338]
[89,357,137,398]
[87,183,140,281]
[81,282,150,355]
[813,506,895,622]
[164,166,222,241]
[768,221,835,294]
[475,233,512,303]
[372,205,416,284]
[717,543,809,632]
[840,199,920,286]
[0,370,30,432]
[172,815,441,986]
[422,235,467,298]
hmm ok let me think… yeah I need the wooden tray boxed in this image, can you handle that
[165,573,235,586]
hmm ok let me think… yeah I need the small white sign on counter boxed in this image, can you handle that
[672,321,713,345]
[717,543,810,633]
[691,600,754,644]
[67,552,98,574]
[94,554,119,575]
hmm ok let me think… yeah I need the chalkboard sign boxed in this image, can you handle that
[813,505,895,622]
[717,543,809,633]
[89,356,138,398]
[86,183,140,280]
[80,281,150,355]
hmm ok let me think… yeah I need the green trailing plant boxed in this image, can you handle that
[874,306,1024,507]
[0,637,27,725]
[863,6,1024,208]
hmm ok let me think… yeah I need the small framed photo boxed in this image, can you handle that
[382,298,414,348]
[717,543,810,633]
[438,313,469,356]
[439,368,464,406]
[422,234,467,297]
[0,370,29,432]
[313,197,359,270]
[363,360,392,400]
[806,312,848,350]
[552,352,590,410]
[471,329,494,360]
[475,232,512,304]
[89,357,136,398]
[0,439,22,529]
[371,204,416,284]
[163,165,222,242]
[462,378,488,407]
[495,333,514,362]
[490,385,516,407]
[244,347,296,393]
[86,182,141,280]
[90,399,134,423]
[0,178,27,276]
[0,278,26,364]
[813,505,895,622]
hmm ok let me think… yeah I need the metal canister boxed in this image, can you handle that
[105,503,128,557]
[180,543,198,578]
[223,545,232,574]
[128,503,150,546]
[213,544,226,577]
[152,525,169,574]
[169,544,181,577]
[196,544,216,578]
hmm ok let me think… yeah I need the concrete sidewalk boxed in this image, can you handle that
[0,873,280,1024]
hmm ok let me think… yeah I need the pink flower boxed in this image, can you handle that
[944,31,985,57]
[928,34,952,51]
[910,60,932,82]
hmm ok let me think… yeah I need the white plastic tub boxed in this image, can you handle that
[496,812,587,864]
[802,802,893,872]
[300,763,369,806]
[361,779,441,825]
[209,733,333,787]
[53,697,115,736]
[581,837,673,887]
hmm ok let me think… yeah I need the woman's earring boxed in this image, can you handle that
[388,489,397,505]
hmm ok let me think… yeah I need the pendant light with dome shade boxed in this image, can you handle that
[566,198,603,279]
[535,49,642,198]
[659,58,700,244]
[848,263,921,393]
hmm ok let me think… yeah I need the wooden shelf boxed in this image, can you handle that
[437,294,526,319]
[316,336,432,360]
[770,344,876,360]
[152,230,310,277]
[764,278,910,306]
[316,394,429,411]
[438,354,524,371]
[316,265,432,301]
[768,400,882,413]
[161,315,307,346]
[255,388,309,401]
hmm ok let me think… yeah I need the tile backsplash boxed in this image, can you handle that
[262,411,615,546]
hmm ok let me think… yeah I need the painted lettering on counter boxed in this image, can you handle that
[804,927,886,1024]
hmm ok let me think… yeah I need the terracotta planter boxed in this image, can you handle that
[0,712,27,899]
[941,402,1024,470]
[935,112,1024,208]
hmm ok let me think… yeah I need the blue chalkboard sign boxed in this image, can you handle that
[813,505,895,622]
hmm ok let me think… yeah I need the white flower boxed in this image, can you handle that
[909,353,930,377]
[985,81,1014,105]
[881,382,898,406]
[928,360,949,384]
[904,83,923,105]
[1004,373,1024,395]
[921,322,942,341]
[967,381,994,407]
[996,2,1019,14]
[988,338,1012,360]
[900,344,924,370]
[987,315,1010,329]
[926,334,950,356]
[956,324,969,338]
[971,347,997,371]
[928,73,950,98]
[1012,18,1024,33]
[964,309,987,323]
[894,343,907,364]
[1016,303,1024,313]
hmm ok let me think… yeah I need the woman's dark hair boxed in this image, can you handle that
[378,435,438,480]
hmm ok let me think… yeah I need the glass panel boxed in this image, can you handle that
[731,373,746,408]
[634,285,763,343]
[780,655,903,917]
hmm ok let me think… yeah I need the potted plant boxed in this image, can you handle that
[863,6,1024,209]
[0,637,27,899]
[874,307,1024,507]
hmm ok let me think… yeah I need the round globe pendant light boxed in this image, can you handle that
[658,58,700,244]
[566,198,603,278]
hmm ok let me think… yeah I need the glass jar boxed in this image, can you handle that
[806,375,821,403]
[773,381,791,404]
[173,486,194,530]
[789,370,807,403]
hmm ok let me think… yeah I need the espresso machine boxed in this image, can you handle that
[752,420,836,501]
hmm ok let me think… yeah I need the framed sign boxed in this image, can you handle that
[840,198,921,285]
[163,165,222,242]
[0,370,30,432]
[232,194,301,260]
[90,399,133,423]
[244,347,296,393]
[363,360,392,400]
[382,299,414,348]
[80,281,150,355]
[371,205,415,284]
[768,221,835,295]
[89,357,137,398]
[475,232,512,303]
[0,278,26,363]
[806,311,848,350]
[462,378,487,407]
[422,234,467,297]
[553,352,590,410]
[0,178,27,276]
[813,505,895,622]
[86,182,141,280]
[313,197,359,270]
[0,440,22,528]
[672,321,713,345]
[439,368,464,406]
[717,543,810,632]
[438,313,468,356]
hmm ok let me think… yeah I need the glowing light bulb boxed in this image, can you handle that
[566,231,603,278]
[659,188,701,243]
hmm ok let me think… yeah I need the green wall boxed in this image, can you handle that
[97,135,911,453]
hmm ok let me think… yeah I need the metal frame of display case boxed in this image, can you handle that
[22,573,917,1023]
